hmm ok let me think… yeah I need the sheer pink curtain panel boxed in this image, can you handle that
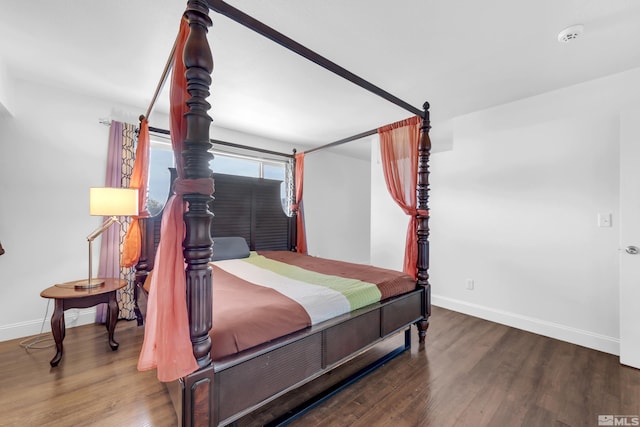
[378,116,425,279]
[293,152,307,254]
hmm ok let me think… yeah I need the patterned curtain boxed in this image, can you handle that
[285,158,295,217]
[121,118,151,268]
[95,121,138,322]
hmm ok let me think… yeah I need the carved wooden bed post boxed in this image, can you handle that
[182,1,215,425]
[416,101,431,342]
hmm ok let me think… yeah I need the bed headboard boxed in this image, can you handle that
[210,172,293,251]
[135,168,294,286]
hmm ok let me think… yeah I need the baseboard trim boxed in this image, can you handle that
[0,307,97,342]
[4,296,620,354]
[432,294,620,356]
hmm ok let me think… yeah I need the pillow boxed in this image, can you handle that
[211,237,250,261]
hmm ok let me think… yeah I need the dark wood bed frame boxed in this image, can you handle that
[134,1,432,425]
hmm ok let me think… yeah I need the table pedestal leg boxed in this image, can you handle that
[49,299,65,367]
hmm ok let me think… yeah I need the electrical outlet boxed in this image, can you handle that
[65,310,79,325]
[466,279,474,290]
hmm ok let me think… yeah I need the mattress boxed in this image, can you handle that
[208,251,415,359]
[142,250,415,360]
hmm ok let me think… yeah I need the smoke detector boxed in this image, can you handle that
[558,24,584,43]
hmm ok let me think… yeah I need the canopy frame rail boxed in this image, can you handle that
[149,126,295,159]
[207,0,424,119]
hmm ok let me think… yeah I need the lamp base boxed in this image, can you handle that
[56,279,106,290]
[74,278,106,290]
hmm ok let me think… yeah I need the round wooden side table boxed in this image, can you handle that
[40,278,127,367]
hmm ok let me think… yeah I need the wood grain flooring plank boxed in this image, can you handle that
[1,306,639,427]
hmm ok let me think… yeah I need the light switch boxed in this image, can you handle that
[598,213,612,228]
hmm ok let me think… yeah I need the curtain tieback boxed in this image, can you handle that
[410,209,429,217]
[138,210,152,219]
[173,177,215,196]
[290,203,300,212]
[131,209,152,220]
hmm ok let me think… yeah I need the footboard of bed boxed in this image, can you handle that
[171,289,426,426]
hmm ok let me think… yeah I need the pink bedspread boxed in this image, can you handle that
[209,251,415,360]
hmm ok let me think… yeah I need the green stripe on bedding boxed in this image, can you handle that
[242,252,382,310]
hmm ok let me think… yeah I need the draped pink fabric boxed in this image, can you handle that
[121,118,150,268]
[138,18,209,382]
[378,116,425,279]
[293,152,307,254]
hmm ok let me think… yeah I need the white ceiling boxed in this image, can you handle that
[2,0,640,156]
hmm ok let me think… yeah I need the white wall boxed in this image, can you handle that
[305,149,371,264]
[0,78,136,340]
[0,60,14,117]
[371,67,640,355]
[210,126,301,156]
[370,136,409,269]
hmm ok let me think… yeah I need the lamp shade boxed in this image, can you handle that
[89,188,139,216]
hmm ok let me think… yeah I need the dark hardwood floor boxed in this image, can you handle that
[1,306,638,427]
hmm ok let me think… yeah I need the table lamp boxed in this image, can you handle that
[75,187,139,289]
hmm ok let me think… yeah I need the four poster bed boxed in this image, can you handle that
[132,1,432,426]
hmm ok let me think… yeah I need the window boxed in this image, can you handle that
[147,140,174,216]
[210,154,260,178]
[263,163,284,180]
[146,137,292,216]
[209,152,290,216]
